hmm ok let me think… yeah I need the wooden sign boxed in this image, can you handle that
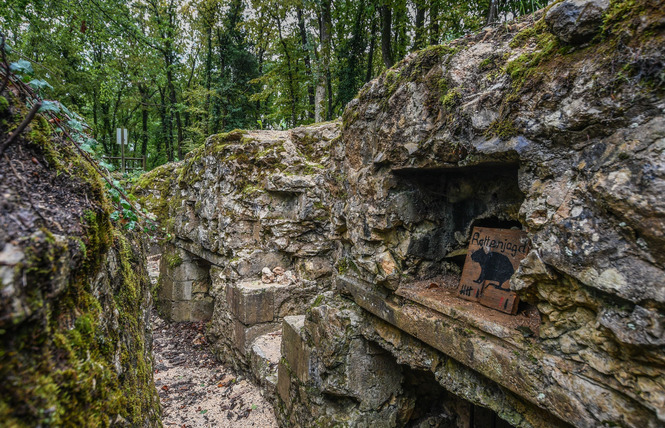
[458,227,531,314]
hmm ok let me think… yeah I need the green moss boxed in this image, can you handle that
[311,294,325,307]
[485,118,518,139]
[0,229,159,427]
[505,32,560,89]
[441,87,462,110]
[166,253,183,268]
[510,26,539,49]
[0,96,8,114]
[0,93,159,427]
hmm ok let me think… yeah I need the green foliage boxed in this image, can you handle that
[9,59,33,75]
[1,0,548,171]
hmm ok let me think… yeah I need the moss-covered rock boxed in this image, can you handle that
[0,89,160,427]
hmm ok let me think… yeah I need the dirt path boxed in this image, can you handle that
[148,255,278,428]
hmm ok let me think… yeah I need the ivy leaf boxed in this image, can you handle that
[67,119,84,131]
[108,187,120,203]
[110,210,121,221]
[9,59,33,75]
[39,100,61,113]
[99,160,115,171]
[80,143,95,154]
[120,199,132,210]
[28,79,53,91]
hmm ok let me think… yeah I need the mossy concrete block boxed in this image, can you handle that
[277,361,293,410]
[190,297,214,322]
[227,280,275,325]
[281,315,310,383]
[169,301,192,322]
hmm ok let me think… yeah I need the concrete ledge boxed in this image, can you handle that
[233,319,280,355]
[338,274,647,428]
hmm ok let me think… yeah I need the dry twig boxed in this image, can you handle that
[0,101,42,157]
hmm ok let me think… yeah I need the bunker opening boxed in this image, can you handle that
[389,162,540,320]
[401,366,517,428]
[390,163,524,283]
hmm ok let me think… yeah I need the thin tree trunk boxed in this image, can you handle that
[139,84,149,157]
[429,0,439,45]
[316,0,332,122]
[414,0,426,50]
[379,5,393,68]
[205,26,212,137]
[486,0,499,25]
[297,8,315,120]
[111,84,124,157]
[275,15,297,125]
[366,15,377,82]
[159,86,173,162]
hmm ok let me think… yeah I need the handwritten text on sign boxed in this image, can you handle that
[458,227,531,314]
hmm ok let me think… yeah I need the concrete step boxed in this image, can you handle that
[248,328,283,395]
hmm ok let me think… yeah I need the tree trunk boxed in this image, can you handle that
[159,86,173,162]
[297,8,315,120]
[366,15,377,82]
[379,5,393,68]
[169,74,183,160]
[414,0,426,50]
[429,0,439,45]
[205,26,212,137]
[139,84,149,157]
[275,14,297,125]
[316,0,332,122]
[486,0,499,25]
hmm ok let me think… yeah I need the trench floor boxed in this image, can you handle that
[148,255,278,428]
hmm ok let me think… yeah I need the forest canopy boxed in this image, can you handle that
[1,0,547,169]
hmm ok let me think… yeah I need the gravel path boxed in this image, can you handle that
[148,255,278,428]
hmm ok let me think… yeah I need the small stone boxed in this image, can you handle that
[272,266,285,275]
[261,267,276,283]
[545,0,609,45]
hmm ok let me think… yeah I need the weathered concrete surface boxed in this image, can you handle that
[137,123,341,366]
[158,244,213,322]
[330,1,665,426]
[137,1,665,427]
